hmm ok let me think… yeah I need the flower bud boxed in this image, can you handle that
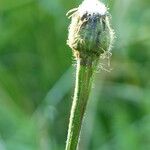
[67,0,114,59]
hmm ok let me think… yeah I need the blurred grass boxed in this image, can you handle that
[0,0,149,150]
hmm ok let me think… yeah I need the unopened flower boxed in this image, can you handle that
[67,0,114,59]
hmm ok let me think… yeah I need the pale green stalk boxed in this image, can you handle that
[65,57,98,150]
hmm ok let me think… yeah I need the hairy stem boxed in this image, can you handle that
[65,57,98,150]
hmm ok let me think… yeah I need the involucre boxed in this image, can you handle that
[67,0,114,60]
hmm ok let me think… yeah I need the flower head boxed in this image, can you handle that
[67,0,114,59]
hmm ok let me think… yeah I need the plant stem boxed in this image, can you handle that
[65,57,98,150]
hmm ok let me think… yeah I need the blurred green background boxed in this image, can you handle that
[0,0,149,150]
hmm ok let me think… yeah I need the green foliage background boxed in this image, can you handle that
[0,0,149,150]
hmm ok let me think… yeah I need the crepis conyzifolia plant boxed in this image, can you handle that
[65,0,114,150]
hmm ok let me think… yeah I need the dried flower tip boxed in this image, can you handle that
[67,0,114,60]
[78,0,107,16]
